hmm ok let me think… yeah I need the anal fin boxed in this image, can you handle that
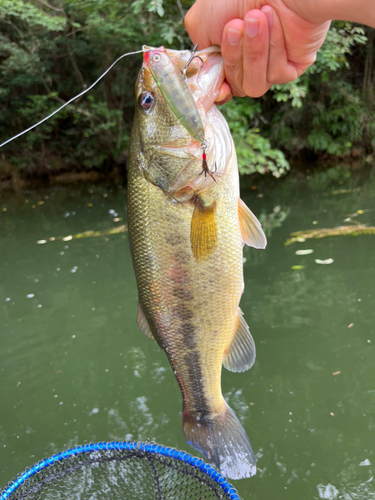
[238,198,267,249]
[137,303,155,340]
[223,308,256,372]
[190,198,217,260]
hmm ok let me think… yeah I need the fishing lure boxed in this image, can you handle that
[1,43,215,185]
[145,46,215,180]
[180,43,204,80]
[200,139,216,182]
[145,47,205,143]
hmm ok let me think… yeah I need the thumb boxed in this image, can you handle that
[184,2,214,47]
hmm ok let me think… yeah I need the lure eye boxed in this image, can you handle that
[138,91,155,111]
[153,53,161,62]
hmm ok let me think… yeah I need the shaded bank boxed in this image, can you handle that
[0,159,124,193]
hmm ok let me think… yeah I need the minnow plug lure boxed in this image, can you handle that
[181,45,215,181]
[145,47,205,143]
[145,46,216,181]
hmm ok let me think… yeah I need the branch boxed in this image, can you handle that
[34,0,64,12]
[36,225,127,244]
[67,43,86,89]
[3,19,24,39]
[285,224,375,245]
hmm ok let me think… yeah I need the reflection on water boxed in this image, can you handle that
[0,165,374,499]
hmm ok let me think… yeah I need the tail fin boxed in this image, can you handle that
[182,403,256,480]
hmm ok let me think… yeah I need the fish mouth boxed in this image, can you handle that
[139,46,230,192]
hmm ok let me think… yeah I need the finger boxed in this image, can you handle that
[184,2,212,48]
[215,82,233,104]
[261,6,301,84]
[221,19,246,97]
[242,9,271,98]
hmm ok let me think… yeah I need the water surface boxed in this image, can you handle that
[1,165,374,499]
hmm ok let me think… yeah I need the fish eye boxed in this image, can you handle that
[153,53,161,62]
[138,91,155,111]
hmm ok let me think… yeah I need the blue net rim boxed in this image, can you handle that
[0,441,241,500]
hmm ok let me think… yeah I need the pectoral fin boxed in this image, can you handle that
[190,198,218,260]
[137,303,155,340]
[238,198,267,249]
[223,308,256,372]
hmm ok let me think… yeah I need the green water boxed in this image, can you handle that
[1,164,374,499]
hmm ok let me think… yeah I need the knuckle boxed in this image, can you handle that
[243,82,268,98]
[271,76,290,85]
[268,36,279,53]
[184,12,192,32]
[233,89,246,98]
[184,7,195,33]
[309,53,317,65]
[222,46,242,65]
[224,63,241,81]
[224,69,244,97]
[267,70,285,85]
[224,61,241,75]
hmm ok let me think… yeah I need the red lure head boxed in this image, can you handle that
[143,46,166,67]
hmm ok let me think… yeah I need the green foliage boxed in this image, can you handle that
[239,131,290,177]
[221,98,290,177]
[309,23,367,74]
[0,0,66,31]
[132,0,165,17]
[0,0,191,170]
[272,81,307,109]
[0,4,374,177]
[268,22,373,159]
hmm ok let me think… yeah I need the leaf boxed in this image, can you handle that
[295,249,314,255]
[0,0,66,31]
[131,0,144,14]
[315,259,334,265]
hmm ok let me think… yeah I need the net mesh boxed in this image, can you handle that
[1,442,242,500]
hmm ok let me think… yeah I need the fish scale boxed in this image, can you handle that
[128,46,266,479]
[128,150,242,407]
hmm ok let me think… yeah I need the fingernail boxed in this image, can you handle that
[227,28,242,46]
[261,6,273,26]
[245,18,260,38]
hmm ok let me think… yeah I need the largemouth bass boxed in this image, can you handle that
[128,46,266,480]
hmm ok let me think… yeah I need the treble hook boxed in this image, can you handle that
[181,44,204,79]
[199,140,217,183]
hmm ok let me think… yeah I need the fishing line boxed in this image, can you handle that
[0,49,145,149]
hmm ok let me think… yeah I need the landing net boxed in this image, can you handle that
[0,441,242,500]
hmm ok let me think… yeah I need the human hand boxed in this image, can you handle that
[185,0,331,102]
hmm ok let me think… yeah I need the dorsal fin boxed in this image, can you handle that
[238,198,267,249]
[137,303,155,340]
[223,309,256,372]
[190,198,218,260]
